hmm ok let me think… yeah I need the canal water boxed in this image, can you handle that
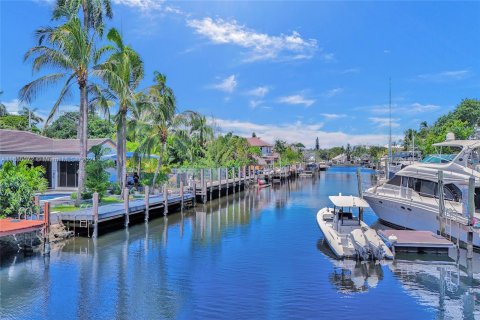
[1,167,479,319]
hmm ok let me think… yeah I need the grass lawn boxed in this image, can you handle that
[52,196,123,213]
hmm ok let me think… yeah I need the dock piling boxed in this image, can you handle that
[437,171,446,236]
[218,168,222,198]
[124,188,130,227]
[92,192,99,238]
[180,181,184,210]
[43,201,50,255]
[145,186,150,222]
[192,180,197,206]
[232,167,236,194]
[467,177,475,259]
[164,184,169,216]
[210,168,213,201]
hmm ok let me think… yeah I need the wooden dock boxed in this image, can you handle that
[379,230,455,254]
[45,165,302,238]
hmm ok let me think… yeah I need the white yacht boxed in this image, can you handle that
[364,135,480,248]
[316,195,394,260]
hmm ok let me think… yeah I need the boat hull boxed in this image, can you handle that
[364,192,480,248]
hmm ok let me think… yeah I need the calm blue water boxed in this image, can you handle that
[1,167,479,319]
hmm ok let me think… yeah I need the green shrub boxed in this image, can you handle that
[85,146,113,200]
[70,192,77,200]
[0,160,48,218]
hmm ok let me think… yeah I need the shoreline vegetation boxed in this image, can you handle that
[0,1,479,217]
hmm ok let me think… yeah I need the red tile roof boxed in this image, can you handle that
[247,137,273,147]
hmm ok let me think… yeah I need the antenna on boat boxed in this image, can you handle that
[388,77,392,165]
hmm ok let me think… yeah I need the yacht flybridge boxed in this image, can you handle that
[364,136,480,248]
[316,195,394,260]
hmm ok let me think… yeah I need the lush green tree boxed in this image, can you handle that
[44,111,114,139]
[274,140,287,154]
[20,17,96,205]
[0,161,48,218]
[96,28,144,195]
[85,145,113,200]
[0,115,29,131]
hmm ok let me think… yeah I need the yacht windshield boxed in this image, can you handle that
[421,154,456,164]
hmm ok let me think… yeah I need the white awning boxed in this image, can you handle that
[328,195,370,208]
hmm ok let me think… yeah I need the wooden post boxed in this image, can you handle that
[238,167,242,191]
[200,169,205,203]
[192,180,197,206]
[232,167,236,194]
[467,177,475,259]
[124,188,129,227]
[34,196,40,218]
[218,168,222,198]
[437,171,445,236]
[209,168,213,201]
[180,181,184,210]
[145,186,150,222]
[356,167,363,199]
[226,168,229,192]
[92,192,99,238]
[164,184,169,216]
[43,201,50,255]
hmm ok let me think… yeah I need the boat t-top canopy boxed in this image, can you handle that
[328,195,370,208]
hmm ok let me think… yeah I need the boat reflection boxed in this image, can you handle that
[317,239,385,293]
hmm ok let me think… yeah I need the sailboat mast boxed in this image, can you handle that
[388,77,392,164]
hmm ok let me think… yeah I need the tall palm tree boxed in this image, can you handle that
[53,0,113,35]
[19,106,44,128]
[20,17,94,205]
[95,28,144,196]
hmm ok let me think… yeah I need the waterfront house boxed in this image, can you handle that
[247,136,279,167]
[0,129,116,190]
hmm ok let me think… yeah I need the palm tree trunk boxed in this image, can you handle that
[76,83,88,206]
[151,142,165,192]
[117,106,127,198]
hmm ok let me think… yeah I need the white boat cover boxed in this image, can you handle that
[328,195,370,208]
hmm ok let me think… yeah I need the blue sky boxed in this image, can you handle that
[1,0,479,148]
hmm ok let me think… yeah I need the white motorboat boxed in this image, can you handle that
[364,135,480,248]
[316,194,394,260]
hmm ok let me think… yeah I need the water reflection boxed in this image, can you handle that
[2,169,480,320]
[317,239,385,293]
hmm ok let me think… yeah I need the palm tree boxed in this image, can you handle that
[19,106,44,128]
[0,91,7,116]
[140,72,177,189]
[53,0,113,35]
[47,0,112,204]
[95,28,144,196]
[20,17,94,205]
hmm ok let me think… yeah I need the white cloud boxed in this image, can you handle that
[368,102,440,115]
[278,94,315,107]
[322,87,343,98]
[321,113,347,119]
[112,0,164,11]
[369,117,400,128]
[211,118,399,148]
[210,75,237,93]
[247,86,270,97]
[417,70,470,82]
[186,17,323,62]
[249,100,264,109]
[2,99,22,114]
[340,68,360,74]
